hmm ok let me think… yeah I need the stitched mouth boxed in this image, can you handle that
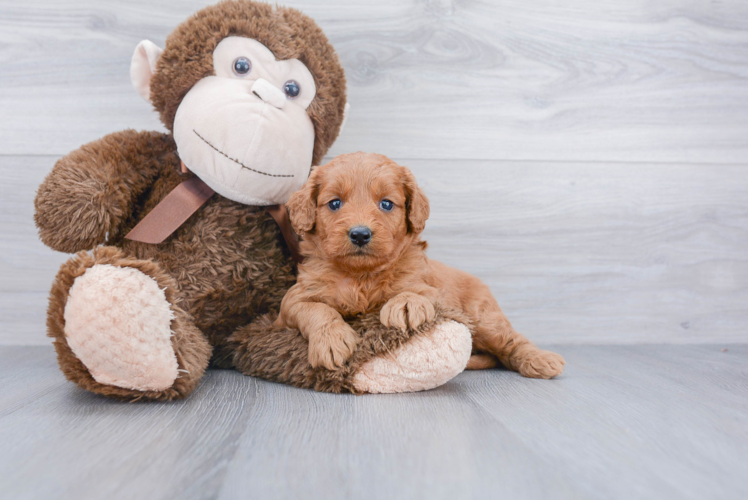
[193,130,294,178]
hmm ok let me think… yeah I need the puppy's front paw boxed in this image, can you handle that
[307,321,359,370]
[517,349,565,379]
[380,292,436,330]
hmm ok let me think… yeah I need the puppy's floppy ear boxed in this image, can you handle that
[401,167,430,234]
[287,167,321,233]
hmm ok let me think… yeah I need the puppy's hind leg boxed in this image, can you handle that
[472,308,565,379]
[466,353,499,370]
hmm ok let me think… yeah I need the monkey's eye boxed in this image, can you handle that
[328,199,342,211]
[232,57,252,76]
[284,80,301,99]
[379,199,394,212]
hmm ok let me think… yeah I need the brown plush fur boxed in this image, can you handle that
[150,0,346,166]
[35,130,297,369]
[34,1,352,401]
[279,153,566,379]
[47,246,212,401]
[229,306,470,394]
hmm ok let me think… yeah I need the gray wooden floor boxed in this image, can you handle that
[1,344,746,500]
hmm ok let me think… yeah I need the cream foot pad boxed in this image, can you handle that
[352,320,472,394]
[63,264,178,391]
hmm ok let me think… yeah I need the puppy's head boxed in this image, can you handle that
[287,152,429,271]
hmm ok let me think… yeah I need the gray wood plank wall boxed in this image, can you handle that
[1,0,747,345]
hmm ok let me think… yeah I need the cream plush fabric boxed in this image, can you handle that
[63,264,179,391]
[172,37,317,206]
[130,40,163,102]
[352,321,472,393]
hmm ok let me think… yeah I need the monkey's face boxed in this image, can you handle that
[131,2,348,206]
[170,37,317,205]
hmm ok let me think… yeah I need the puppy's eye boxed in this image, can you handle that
[232,57,252,76]
[379,199,394,212]
[328,199,342,211]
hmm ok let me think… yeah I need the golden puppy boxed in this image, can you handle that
[277,152,565,378]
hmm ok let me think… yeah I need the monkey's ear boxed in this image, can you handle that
[287,169,321,234]
[339,102,351,134]
[402,167,430,234]
[130,40,164,102]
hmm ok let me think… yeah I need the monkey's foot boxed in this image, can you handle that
[63,264,179,391]
[351,320,472,393]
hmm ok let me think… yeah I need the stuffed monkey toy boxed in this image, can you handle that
[34,0,473,401]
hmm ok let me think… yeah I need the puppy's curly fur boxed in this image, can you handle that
[279,152,565,378]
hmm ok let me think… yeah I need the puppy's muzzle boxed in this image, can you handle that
[349,226,372,247]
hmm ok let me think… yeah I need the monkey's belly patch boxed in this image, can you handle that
[352,320,472,393]
[63,264,179,392]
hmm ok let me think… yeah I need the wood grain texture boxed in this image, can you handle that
[4,155,746,345]
[0,156,69,345]
[407,159,748,344]
[1,0,747,162]
[0,345,746,500]
[2,1,747,345]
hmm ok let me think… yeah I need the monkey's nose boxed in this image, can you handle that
[252,78,286,109]
[349,226,372,247]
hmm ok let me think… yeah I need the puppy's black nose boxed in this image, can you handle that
[349,226,372,247]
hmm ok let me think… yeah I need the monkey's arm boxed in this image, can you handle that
[34,130,175,253]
